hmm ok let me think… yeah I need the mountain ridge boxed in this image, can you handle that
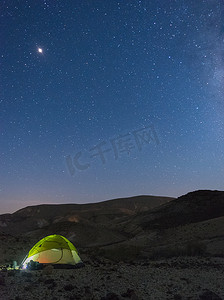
[12,194,174,215]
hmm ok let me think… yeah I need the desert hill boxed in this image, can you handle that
[0,190,224,265]
[0,195,173,264]
[0,195,172,234]
[136,190,224,229]
[115,190,224,259]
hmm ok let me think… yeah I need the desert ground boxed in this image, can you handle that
[0,256,224,300]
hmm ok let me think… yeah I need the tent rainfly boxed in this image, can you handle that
[22,234,82,269]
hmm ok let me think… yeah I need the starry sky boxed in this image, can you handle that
[1,0,224,214]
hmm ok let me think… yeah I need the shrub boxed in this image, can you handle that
[102,245,141,262]
[148,240,206,259]
[185,240,206,256]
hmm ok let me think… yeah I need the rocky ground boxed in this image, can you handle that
[0,256,224,300]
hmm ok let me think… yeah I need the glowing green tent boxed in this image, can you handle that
[22,234,82,268]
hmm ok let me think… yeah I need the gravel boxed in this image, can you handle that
[0,257,224,300]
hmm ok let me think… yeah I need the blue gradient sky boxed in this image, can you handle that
[1,0,224,214]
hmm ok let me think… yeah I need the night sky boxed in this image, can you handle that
[1,0,224,214]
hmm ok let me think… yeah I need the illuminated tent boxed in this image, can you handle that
[22,234,82,268]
